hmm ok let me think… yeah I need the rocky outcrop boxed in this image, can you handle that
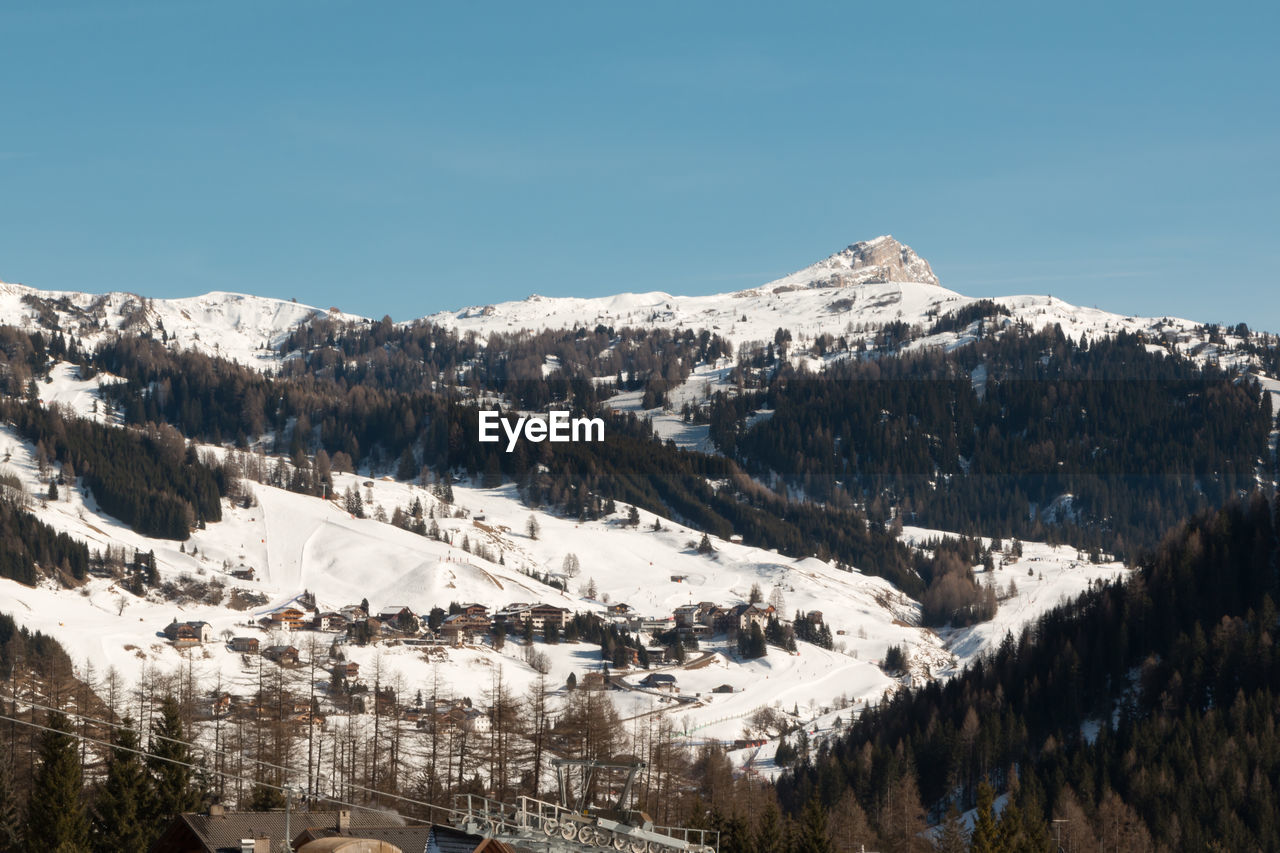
[776,235,940,289]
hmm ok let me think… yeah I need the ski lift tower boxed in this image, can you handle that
[448,758,718,852]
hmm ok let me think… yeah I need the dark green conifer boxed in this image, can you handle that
[24,711,88,852]
[90,720,148,853]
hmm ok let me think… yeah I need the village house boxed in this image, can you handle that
[332,661,360,680]
[339,603,368,623]
[262,645,299,666]
[151,805,506,853]
[287,698,317,724]
[708,605,736,633]
[733,603,774,634]
[346,616,386,644]
[200,692,233,719]
[527,603,570,632]
[230,566,255,581]
[673,604,701,630]
[640,673,678,692]
[377,605,421,634]
[494,603,534,628]
[675,603,720,636]
[461,602,489,619]
[312,611,348,632]
[451,705,491,733]
[269,607,308,631]
[439,612,489,645]
[229,636,260,654]
[496,602,570,633]
[163,619,213,647]
[416,697,487,728]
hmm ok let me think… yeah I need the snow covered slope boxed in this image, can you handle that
[6,236,1267,376]
[0,407,1128,750]
[0,281,360,367]
[419,238,1254,367]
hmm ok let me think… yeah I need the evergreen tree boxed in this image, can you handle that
[793,798,833,853]
[245,783,285,811]
[0,755,20,853]
[90,720,149,853]
[934,803,968,853]
[481,453,502,488]
[146,696,203,833]
[970,780,1000,853]
[24,711,88,853]
[877,771,928,853]
[712,813,752,853]
[993,797,1022,852]
[755,802,785,853]
[1009,774,1052,851]
[828,788,879,853]
[397,447,418,481]
[343,485,365,518]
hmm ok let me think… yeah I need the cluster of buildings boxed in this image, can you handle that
[163,588,822,674]
[671,601,778,638]
[195,689,315,725]
[165,599,574,653]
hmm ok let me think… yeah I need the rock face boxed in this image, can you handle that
[772,235,940,289]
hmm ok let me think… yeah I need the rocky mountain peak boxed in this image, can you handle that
[774,235,940,289]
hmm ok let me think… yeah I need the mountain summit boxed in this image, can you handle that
[766,235,940,290]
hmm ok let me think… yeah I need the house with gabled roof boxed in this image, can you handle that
[377,605,420,634]
[262,645,299,666]
[163,619,213,646]
[150,804,509,853]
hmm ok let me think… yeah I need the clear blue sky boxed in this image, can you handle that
[2,1,1277,330]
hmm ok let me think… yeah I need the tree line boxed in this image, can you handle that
[770,492,1280,851]
[710,324,1272,561]
[1,400,227,540]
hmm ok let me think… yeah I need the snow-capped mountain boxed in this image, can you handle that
[2,235,1274,775]
[0,281,357,368]
[4,236,1260,375]
[420,237,1248,368]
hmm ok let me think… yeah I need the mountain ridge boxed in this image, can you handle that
[1,238,1268,379]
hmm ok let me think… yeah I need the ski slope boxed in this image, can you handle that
[0,402,1129,760]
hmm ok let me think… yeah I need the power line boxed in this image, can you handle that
[1,691,455,822]
[0,707,441,828]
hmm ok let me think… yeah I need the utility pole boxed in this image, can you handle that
[282,785,304,853]
[283,786,292,853]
